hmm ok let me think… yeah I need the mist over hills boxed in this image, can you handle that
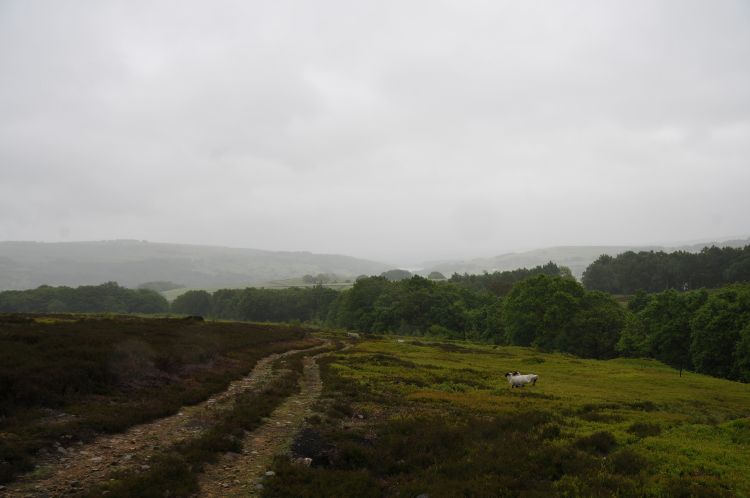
[420,237,750,279]
[0,240,393,291]
[1,237,749,291]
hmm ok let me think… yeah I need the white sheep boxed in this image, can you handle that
[505,371,538,388]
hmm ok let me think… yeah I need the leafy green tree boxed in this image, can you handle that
[465,299,505,343]
[616,313,651,358]
[171,290,212,316]
[582,255,620,294]
[734,322,750,382]
[583,245,750,294]
[726,255,750,283]
[0,282,168,314]
[690,285,750,379]
[569,291,626,359]
[450,262,571,297]
[211,289,242,319]
[627,290,650,313]
[127,288,170,313]
[502,275,584,349]
[636,290,706,374]
[503,275,625,358]
[330,276,392,331]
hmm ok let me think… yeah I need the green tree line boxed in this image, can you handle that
[449,261,572,296]
[583,245,750,294]
[172,286,339,323]
[173,275,750,381]
[0,282,168,313]
[618,285,750,381]
[4,270,750,383]
[171,273,625,360]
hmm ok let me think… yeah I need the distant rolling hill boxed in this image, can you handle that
[422,237,750,280]
[0,240,393,291]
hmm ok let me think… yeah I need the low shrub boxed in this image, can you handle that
[627,421,662,438]
[575,431,617,455]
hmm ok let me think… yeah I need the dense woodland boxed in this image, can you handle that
[143,271,750,381]
[448,261,572,295]
[618,285,750,381]
[582,245,750,294]
[3,250,750,382]
[0,282,168,314]
[171,286,339,323]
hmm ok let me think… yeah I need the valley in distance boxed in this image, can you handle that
[1,236,750,497]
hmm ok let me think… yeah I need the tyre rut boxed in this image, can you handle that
[3,342,325,498]
[195,349,333,497]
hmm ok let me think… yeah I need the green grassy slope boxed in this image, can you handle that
[266,337,750,497]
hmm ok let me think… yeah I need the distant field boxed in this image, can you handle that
[0,314,312,484]
[265,337,750,497]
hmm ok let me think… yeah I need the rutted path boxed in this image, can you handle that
[3,342,327,498]
[196,350,330,497]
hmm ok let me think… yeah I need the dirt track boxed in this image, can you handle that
[196,350,330,497]
[3,343,329,498]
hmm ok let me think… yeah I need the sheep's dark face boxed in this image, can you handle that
[504,372,513,379]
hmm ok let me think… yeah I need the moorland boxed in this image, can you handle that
[1,316,749,497]
[1,243,749,496]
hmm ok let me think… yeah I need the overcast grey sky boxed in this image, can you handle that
[1,1,749,264]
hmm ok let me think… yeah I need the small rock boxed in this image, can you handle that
[57,446,67,454]
[265,470,275,477]
[122,453,133,461]
[90,456,103,463]
[221,483,229,488]
[140,464,150,470]
[416,494,430,498]
[255,484,264,490]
